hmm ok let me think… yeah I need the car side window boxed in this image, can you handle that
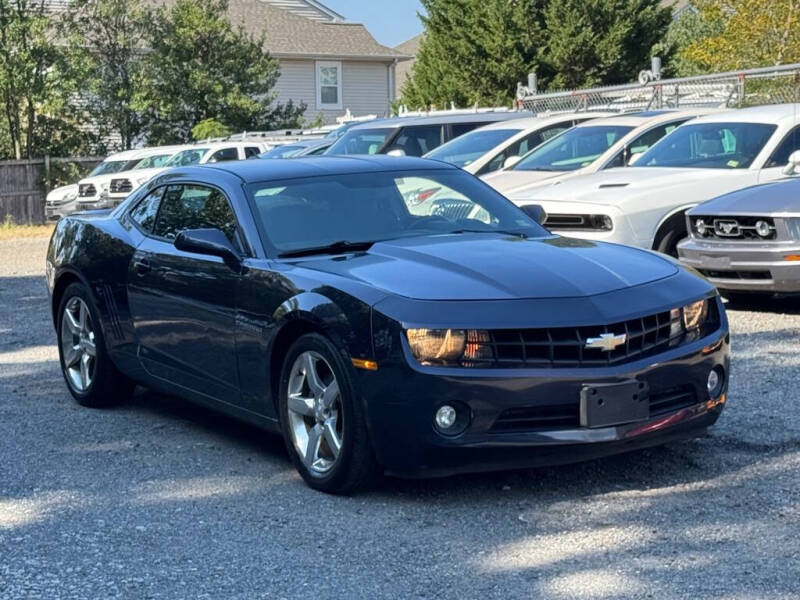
[128,187,165,233]
[208,147,239,163]
[478,124,572,175]
[244,147,261,159]
[605,121,685,168]
[765,125,800,168]
[153,184,239,246]
[387,125,443,156]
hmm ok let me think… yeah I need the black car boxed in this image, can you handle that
[46,156,730,494]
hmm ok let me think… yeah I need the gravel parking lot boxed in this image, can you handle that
[1,234,799,599]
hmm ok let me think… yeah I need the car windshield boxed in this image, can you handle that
[512,125,633,171]
[425,129,519,167]
[164,148,209,167]
[634,122,778,169]
[325,128,394,155]
[247,169,548,254]
[259,145,304,159]
[133,154,174,170]
[88,160,134,177]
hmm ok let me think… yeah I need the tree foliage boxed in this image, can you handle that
[675,0,800,73]
[0,0,86,158]
[401,0,671,108]
[62,0,150,150]
[141,0,304,144]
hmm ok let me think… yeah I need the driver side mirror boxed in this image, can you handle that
[503,155,522,170]
[783,150,800,176]
[521,204,547,225]
[174,228,242,271]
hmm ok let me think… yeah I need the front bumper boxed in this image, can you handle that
[360,321,729,478]
[45,203,76,220]
[678,238,800,293]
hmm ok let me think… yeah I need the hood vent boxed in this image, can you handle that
[598,183,630,189]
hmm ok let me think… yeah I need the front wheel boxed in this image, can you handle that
[57,282,134,407]
[279,333,380,494]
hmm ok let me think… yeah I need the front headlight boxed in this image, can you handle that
[407,329,466,364]
[786,218,800,241]
[683,299,709,330]
[669,299,710,342]
[65,192,78,201]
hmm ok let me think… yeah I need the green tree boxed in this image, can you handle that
[142,0,304,143]
[0,0,78,158]
[543,0,672,89]
[677,0,800,72]
[401,0,672,107]
[192,118,230,141]
[401,0,546,108]
[61,0,150,150]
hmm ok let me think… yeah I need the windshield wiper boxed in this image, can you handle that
[278,240,376,258]
[449,229,529,239]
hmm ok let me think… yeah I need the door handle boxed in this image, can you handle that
[133,258,152,275]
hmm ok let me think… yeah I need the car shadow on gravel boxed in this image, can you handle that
[723,294,800,314]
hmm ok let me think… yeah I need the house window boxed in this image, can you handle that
[316,61,342,109]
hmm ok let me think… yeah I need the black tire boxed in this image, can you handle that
[56,282,134,407]
[654,226,685,258]
[278,333,380,494]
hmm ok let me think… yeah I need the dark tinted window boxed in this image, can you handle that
[248,169,548,254]
[766,126,800,168]
[129,187,164,233]
[386,125,443,156]
[450,122,481,138]
[153,185,238,244]
[208,148,239,163]
[245,147,261,159]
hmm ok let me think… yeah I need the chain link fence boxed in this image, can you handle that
[516,63,800,115]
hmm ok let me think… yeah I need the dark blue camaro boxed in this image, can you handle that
[46,156,729,493]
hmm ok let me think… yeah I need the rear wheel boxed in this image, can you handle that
[57,282,134,407]
[279,333,379,494]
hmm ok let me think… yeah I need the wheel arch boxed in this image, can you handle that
[267,292,367,413]
[651,205,695,250]
[51,268,93,327]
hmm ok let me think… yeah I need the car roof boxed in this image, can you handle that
[193,155,458,183]
[129,145,189,158]
[475,112,616,132]
[688,103,800,125]
[188,141,260,150]
[347,111,533,131]
[576,108,720,128]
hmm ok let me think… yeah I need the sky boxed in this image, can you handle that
[322,0,425,48]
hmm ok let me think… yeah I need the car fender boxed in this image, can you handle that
[652,203,697,243]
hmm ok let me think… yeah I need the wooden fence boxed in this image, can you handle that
[0,157,102,225]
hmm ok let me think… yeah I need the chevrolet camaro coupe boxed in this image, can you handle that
[46,156,730,494]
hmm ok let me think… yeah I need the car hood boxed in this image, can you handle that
[689,177,800,215]
[508,167,761,207]
[481,169,563,194]
[292,234,678,301]
[46,183,78,202]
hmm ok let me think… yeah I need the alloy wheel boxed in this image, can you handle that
[286,351,343,475]
[60,297,96,393]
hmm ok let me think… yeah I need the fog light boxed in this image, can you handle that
[707,367,724,398]
[755,220,772,238]
[696,219,707,236]
[435,405,457,429]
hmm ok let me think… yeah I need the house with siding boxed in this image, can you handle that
[220,0,411,123]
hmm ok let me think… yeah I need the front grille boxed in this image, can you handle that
[460,306,718,369]
[431,198,474,220]
[110,178,132,194]
[490,386,698,432]
[692,216,776,240]
[699,269,771,280]
[78,183,96,197]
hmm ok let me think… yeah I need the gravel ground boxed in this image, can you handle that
[1,235,799,599]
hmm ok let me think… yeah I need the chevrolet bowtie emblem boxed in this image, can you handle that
[585,333,627,352]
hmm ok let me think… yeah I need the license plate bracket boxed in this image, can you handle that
[580,380,650,428]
